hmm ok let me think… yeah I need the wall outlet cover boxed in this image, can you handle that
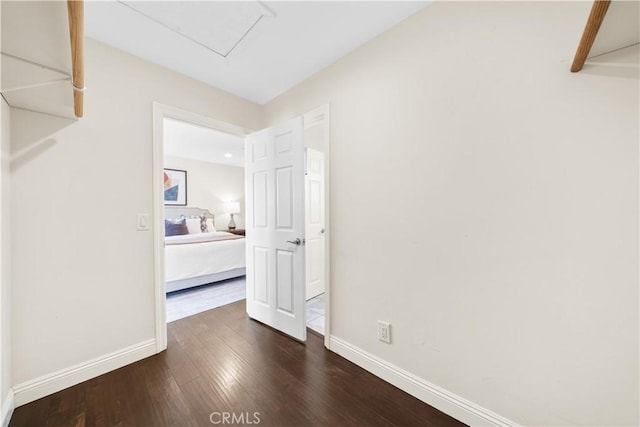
[377,321,391,344]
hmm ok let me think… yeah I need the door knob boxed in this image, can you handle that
[320,228,325,234]
[287,238,302,246]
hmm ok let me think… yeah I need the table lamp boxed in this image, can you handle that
[225,201,240,230]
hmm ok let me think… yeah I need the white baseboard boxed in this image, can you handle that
[13,338,156,407]
[328,336,519,427]
[1,389,13,427]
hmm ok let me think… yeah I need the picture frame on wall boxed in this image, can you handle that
[164,168,187,206]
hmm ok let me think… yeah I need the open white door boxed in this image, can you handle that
[245,117,306,341]
[305,148,325,300]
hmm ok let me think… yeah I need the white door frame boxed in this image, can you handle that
[151,103,252,352]
[151,102,331,351]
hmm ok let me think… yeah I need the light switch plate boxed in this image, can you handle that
[137,214,150,231]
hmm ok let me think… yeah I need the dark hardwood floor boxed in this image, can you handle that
[10,300,465,427]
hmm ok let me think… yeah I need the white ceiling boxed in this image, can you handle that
[163,118,245,167]
[85,1,428,104]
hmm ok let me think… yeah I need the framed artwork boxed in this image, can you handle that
[164,168,187,206]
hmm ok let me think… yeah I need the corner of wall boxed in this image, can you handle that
[0,96,13,427]
[1,389,13,427]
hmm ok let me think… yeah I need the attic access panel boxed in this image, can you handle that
[119,1,266,58]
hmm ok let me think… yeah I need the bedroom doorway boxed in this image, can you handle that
[152,103,331,352]
[162,117,247,322]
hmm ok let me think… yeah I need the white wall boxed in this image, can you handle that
[164,156,244,230]
[10,39,263,391]
[266,2,639,425]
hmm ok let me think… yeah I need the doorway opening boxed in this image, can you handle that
[162,117,247,322]
[152,103,330,352]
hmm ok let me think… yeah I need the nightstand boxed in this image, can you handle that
[226,229,245,236]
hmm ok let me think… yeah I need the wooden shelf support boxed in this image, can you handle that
[571,0,611,72]
[67,0,84,117]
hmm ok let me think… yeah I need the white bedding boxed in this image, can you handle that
[165,231,246,283]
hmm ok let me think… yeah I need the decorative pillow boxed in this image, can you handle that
[206,218,216,232]
[185,217,202,234]
[165,218,188,236]
[199,215,207,232]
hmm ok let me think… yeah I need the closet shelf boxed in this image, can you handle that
[1,1,84,119]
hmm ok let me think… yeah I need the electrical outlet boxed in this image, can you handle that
[377,321,391,344]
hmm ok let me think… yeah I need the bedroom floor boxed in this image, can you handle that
[306,293,325,335]
[166,276,246,322]
[167,278,326,336]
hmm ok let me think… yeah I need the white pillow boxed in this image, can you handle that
[185,217,202,234]
[206,218,216,232]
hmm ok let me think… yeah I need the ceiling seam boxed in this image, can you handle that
[117,1,230,59]
[223,14,264,58]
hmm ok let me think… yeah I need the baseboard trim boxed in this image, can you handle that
[328,336,518,427]
[1,389,14,427]
[13,338,156,407]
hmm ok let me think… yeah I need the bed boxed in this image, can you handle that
[165,206,246,293]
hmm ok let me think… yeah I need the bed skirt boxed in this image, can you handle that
[166,267,246,293]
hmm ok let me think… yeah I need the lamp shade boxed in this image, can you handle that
[224,201,240,214]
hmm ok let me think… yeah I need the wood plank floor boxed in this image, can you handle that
[10,300,466,427]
